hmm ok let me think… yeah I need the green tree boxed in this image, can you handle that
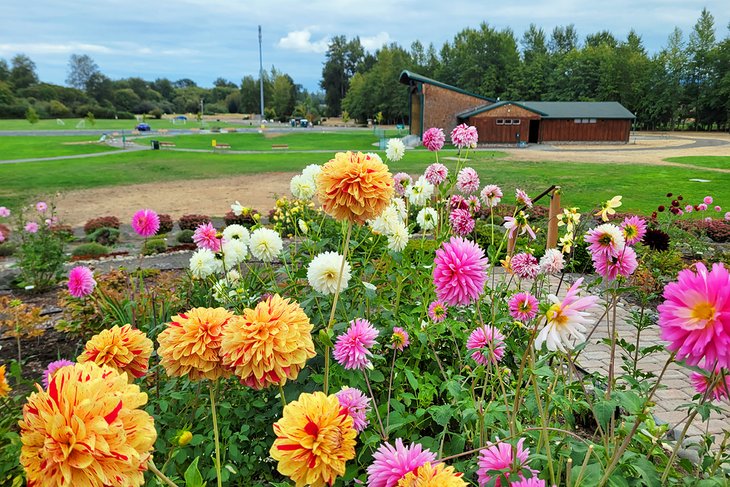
[516,24,550,100]
[66,54,100,90]
[687,8,717,129]
[0,59,9,82]
[86,73,114,103]
[271,73,296,121]
[25,106,39,124]
[320,36,364,116]
[240,75,259,113]
[10,54,38,90]
[113,88,141,112]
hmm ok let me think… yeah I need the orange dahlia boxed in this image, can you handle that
[0,364,10,397]
[19,362,156,487]
[157,307,233,381]
[397,462,467,487]
[77,324,153,380]
[316,151,394,224]
[270,391,357,487]
[220,294,315,389]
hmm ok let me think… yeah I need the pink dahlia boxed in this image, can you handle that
[41,359,74,389]
[450,123,478,149]
[510,478,546,487]
[0,206,10,217]
[336,387,371,432]
[428,300,448,322]
[24,222,39,233]
[584,223,625,257]
[685,205,694,213]
[467,195,481,214]
[333,318,380,370]
[593,246,638,281]
[509,292,539,321]
[422,128,445,152]
[510,252,540,280]
[456,167,480,194]
[658,263,730,369]
[715,205,722,212]
[690,371,730,402]
[67,266,96,298]
[391,327,410,351]
[449,194,467,211]
[539,248,564,275]
[481,185,503,208]
[131,208,160,237]
[698,203,708,211]
[503,212,536,240]
[424,163,448,185]
[366,439,437,487]
[393,173,413,197]
[725,211,730,221]
[35,201,47,213]
[449,208,475,236]
[0,230,4,243]
[467,325,505,365]
[433,237,488,306]
[704,196,713,205]
[620,216,647,246]
[193,222,221,252]
[515,189,533,208]
[477,438,536,487]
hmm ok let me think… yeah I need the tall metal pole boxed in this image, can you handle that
[258,25,264,122]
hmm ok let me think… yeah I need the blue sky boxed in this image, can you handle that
[1,0,728,91]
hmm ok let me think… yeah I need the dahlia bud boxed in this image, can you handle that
[177,430,193,446]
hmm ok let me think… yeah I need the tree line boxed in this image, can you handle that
[324,8,730,130]
[0,54,323,122]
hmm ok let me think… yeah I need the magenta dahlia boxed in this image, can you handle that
[433,237,488,306]
[593,246,638,281]
[449,208,475,236]
[336,387,371,432]
[67,266,96,298]
[510,252,540,280]
[456,167,480,194]
[424,163,448,185]
[509,292,539,321]
[467,325,505,365]
[422,127,445,152]
[366,439,437,487]
[193,222,221,252]
[428,300,448,322]
[131,208,160,237]
[477,438,536,486]
[333,318,380,370]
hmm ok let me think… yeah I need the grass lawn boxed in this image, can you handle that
[0,135,118,159]
[1,149,728,215]
[664,156,730,169]
[0,118,164,131]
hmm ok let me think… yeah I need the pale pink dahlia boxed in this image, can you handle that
[509,292,539,321]
[686,205,694,213]
[481,185,503,208]
[620,216,647,246]
[593,246,638,281]
[67,266,96,298]
[366,439,437,487]
[424,163,448,185]
[41,359,74,389]
[510,252,540,280]
[477,438,536,487]
[336,387,371,432]
[698,203,708,211]
[193,222,221,251]
[704,196,713,205]
[131,208,160,237]
[24,222,39,233]
[393,173,413,197]
[35,201,47,213]
[515,188,533,208]
[422,128,445,152]
[510,478,546,487]
[467,195,481,214]
[539,248,564,275]
[391,327,410,351]
[433,237,488,306]
[584,223,625,257]
[456,167,480,194]
[450,123,478,149]
[715,205,722,212]
[333,318,380,370]
[690,371,730,402]
[658,263,730,369]
[450,195,467,211]
[449,208,475,236]
[428,300,448,322]
[0,207,10,217]
[467,325,505,365]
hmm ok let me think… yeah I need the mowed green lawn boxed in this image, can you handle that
[1,149,728,216]
[0,135,118,159]
[664,156,730,169]
[0,118,160,131]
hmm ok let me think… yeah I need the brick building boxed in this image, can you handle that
[399,70,635,144]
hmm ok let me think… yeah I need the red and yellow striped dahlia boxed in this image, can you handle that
[19,362,156,487]
[157,307,232,381]
[316,151,394,224]
[271,391,356,487]
[0,364,10,397]
[220,294,315,389]
[397,462,467,486]
[77,324,153,380]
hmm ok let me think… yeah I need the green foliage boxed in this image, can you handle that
[177,229,195,244]
[142,237,167,255]
[16,219,66,291]
[86,227,120,246]
[72,242,110,258]
[24,106,38,124]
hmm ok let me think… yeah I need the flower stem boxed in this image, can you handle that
[363,371,387,440]
[385,348,397,432]
[278,382,287,408]
[148,459,179,487]
[209,382,222,487]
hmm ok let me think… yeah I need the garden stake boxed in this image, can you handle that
[209,382,223,487]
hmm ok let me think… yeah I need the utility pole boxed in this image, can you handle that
[259,25,265,123]
[199,98,204,128]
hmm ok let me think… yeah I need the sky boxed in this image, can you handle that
[2,0,728,92]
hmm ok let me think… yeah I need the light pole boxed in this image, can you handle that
[259,25,264,123]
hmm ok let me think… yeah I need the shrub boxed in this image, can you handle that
[177,229,194,244]
[84,216,121,234]
[178,214,210,231]
[50,224,74,241]
[142,238,167,255]
[676,218,730,243]
[224,209,259,227]
[86,227,120,246]
[72,242,111,258]
[157,214,174,234]
[17,225,66,290]
[0,242,16,257]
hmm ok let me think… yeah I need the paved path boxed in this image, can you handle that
[0,142,149,164]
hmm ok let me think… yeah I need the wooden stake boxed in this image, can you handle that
[546,186,561,249]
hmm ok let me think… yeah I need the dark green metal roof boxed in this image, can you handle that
[399,70,494,103]
[457,101,548,119]
[518,101,635,119]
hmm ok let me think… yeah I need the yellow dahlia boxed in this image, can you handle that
[77,324,153,380]
[220,294,315,389]
[157,307,233,381]
[19,362,156,487]
[397,462,467,487]
[0,364,10,397]
[271,391,356,487]
[316,151,394,224]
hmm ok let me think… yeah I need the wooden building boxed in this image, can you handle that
[400,70,635,144]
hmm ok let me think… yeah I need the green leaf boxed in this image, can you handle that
[404,369,419,391]
[369,369,385,383]
[318,329,334,348]
[615,390,643,415]
[429,405,453,426]
[184,457,206,487]
[594,399,617,431]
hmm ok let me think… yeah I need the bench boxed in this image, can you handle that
[272,144,289,150]
[159,141,176,148]
[214,143,231,151]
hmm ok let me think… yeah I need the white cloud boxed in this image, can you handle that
[0,42,112,56]
[277,29,329,53]
[361,32,391,51]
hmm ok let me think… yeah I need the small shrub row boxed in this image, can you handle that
[178,214,210,231]
[84,216,121,234]
[157,214,174,234]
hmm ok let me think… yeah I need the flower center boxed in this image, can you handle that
[690,301,716,327]
[598,234,613,245]
[547,304,568,327]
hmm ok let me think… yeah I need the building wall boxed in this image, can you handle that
[422,84,490,136]
[409,91,422,136]
[539,119,631,142]
[469,104,540,143]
